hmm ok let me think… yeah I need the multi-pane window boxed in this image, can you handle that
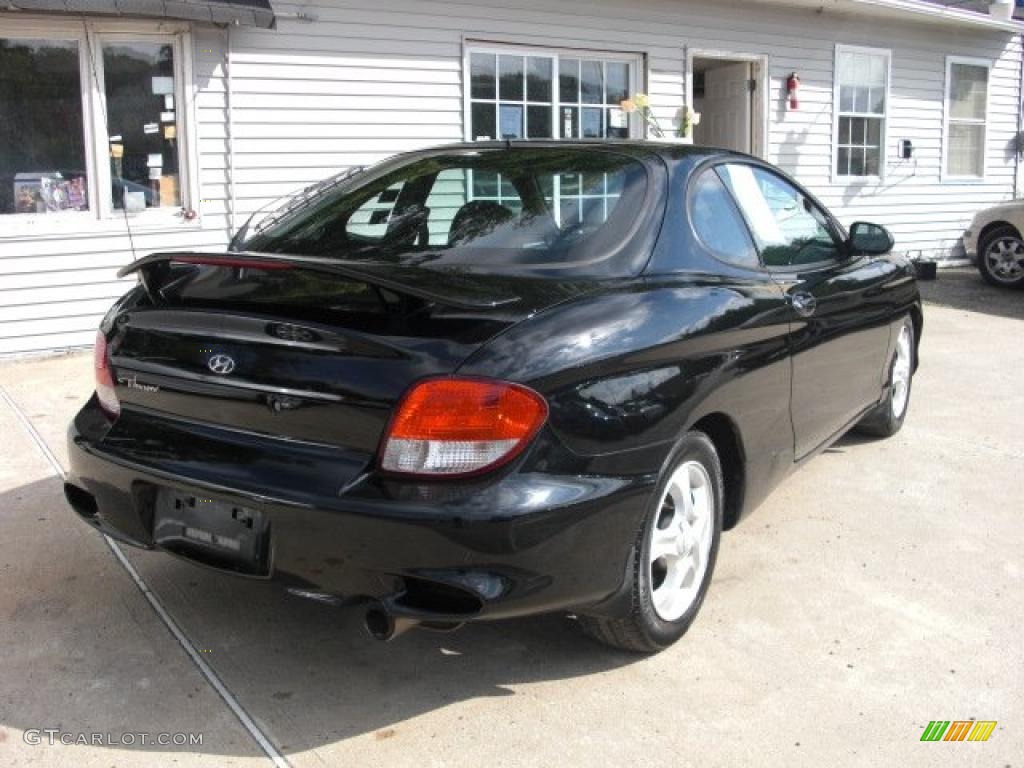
[470,53,554,140]
[835,46,889,178]
[945,59,989,179]
[0,22,191,227]
[468,48,637,141]
[558,59,631,138]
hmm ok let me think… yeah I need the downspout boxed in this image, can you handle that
[1017,32,1023,199]
[225,22,237,237]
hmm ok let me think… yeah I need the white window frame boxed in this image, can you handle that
[832,44,891,182]
[1,16,200,239]
[462,42,644,142]
[942,55,991,182]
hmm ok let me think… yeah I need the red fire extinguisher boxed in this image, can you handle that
[787,73,800,110]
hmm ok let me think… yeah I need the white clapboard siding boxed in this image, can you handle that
[1,0,1021,354]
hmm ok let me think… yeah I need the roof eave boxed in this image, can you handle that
[851,0,1024,32]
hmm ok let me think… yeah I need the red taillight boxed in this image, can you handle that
[94,330,121,418]
[380,378,548,477]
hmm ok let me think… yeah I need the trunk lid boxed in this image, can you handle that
[107,252,594,461]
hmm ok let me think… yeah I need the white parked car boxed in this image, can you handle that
[964,201,1024,288]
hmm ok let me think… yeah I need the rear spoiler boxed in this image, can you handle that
[117,251,520,310]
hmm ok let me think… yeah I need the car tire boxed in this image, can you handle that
[856,316,915,438]
[578,431,723,653]
[977,225,1024,288]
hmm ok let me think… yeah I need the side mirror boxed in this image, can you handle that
[848,221,894,256]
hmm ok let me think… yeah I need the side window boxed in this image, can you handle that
[689,168,759,269]
[718,164,840,268]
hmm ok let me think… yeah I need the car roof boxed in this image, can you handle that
[407,139,752,164]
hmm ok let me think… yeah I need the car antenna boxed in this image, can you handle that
[83,20,138,264]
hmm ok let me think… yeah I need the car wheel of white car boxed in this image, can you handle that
[978,225,1024,288]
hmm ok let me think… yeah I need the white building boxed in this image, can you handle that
[1,0,1021,354]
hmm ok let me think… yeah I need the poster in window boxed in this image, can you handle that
[151,76,174,95]
[582,108,602,138]
[499,105,523,139]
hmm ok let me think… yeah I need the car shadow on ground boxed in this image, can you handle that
[919,267,1024,321]
[1,476,644,759]
[822,431,878,454]
[130,551,646,754]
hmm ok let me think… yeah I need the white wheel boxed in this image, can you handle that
[578,431,723,652]
[648,460,715,622]
[856,315,915,438]
[891,323,912,419]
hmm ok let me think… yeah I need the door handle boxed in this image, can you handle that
[790,292,817,317]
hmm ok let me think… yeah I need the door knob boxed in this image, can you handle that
[790,292,817,317]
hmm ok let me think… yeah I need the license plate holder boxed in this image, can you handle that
[153,489,270,576]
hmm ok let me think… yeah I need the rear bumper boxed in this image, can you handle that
[65,398,653,622]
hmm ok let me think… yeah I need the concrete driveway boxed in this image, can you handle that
[0,268,1021,767]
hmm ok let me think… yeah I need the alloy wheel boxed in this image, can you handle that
[891,324,912,419]
[984,237,1024,284]
[648,460,714,622]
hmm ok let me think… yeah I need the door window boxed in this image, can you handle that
[689,168,758,269]
[718,164,841,268]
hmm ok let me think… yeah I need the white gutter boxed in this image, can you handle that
[753,0,1024,32]
[850,0,1024,31]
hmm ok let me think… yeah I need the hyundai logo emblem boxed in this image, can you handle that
[207,354,236,375]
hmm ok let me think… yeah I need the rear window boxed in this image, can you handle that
[238,148,649,271]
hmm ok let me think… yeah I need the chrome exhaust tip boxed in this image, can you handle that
[363,601,419,642]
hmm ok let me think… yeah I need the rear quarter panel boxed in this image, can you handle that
[457,276,794,523]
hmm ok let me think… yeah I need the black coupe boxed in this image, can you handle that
[65,142,920,652]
